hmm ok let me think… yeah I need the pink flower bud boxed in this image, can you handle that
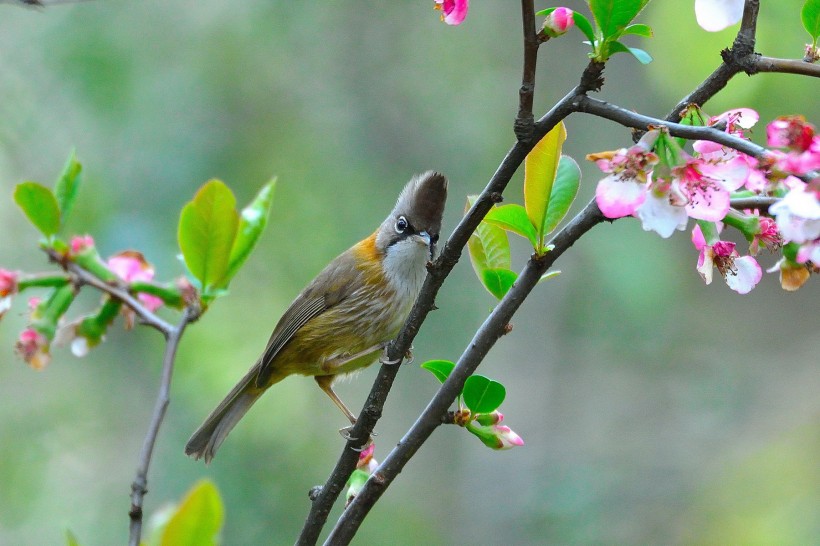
[767,116,815,152]
[542,7,574,37]
[0,269,18,297]
[70,235,95,255]
[492,424,525,450]
[15,328,51,370]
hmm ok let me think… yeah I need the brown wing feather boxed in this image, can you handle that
[254,246,366,387]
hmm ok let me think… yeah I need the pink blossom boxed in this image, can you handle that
[107,251,163,312]
[0,269,17,297]
[769,180,820,244]
[591,142,659,219]
[692,225,762,293]
[0,269,17,319]
[766,116,815,152]
[542,7,574,37]
[15,328,51,370]
[695,0,743,32]
[748,215,781,255]
[434,0,468,25]
[673,159,732,222]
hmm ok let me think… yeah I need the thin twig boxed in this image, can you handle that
[730,196,780,211]
[128,307,196,546]
[326,200,607,544]
[752,56,820,78]
[513,0,539,142]
[48,250,175,333]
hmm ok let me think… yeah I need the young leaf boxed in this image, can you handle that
[608,40,653,64]
[803,0,820,41]
[54,151,82,227]
[541,155,581,237]
[178,179,239,292]
[484,204,539,249]
[524,121,567,246]
[159,480,224,546]
[622,23,653,37]
[421,359,456,383]
[571,11,597,44]
[590,0,651,41]
[224,178,276,286]
[14,182,61,237]
[481,268,518,300]
[463,375,506,414]
[465,196,511,282]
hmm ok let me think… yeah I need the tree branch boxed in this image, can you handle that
[326,199,607,544]
[575,95,768,158]
[128,307,196,546]
[666,0,761,120]
[514,0,539,142]
[751,56,820,78]
[296,76,592,546]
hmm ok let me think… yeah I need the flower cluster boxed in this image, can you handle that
[592,110,819,293]
[8,236,172,369]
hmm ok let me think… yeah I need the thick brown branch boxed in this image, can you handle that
[326,200,607,544]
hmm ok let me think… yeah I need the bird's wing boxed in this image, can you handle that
[254,249,362,387]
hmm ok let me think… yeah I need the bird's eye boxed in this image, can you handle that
[395,216,409,234]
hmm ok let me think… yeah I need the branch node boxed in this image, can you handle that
[490,192,504,204]
[514,112,535,143]
[308,486,323,501]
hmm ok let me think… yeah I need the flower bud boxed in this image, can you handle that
[466,421,524,450]
[15,328,51,370]
[541,7,574,38]
[475,411,504,426]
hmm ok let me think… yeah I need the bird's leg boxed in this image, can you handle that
[314,374,357,426]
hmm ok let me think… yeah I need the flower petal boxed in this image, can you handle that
[595,174,646,219]
[695,0,744,32]
[724,255,762,294]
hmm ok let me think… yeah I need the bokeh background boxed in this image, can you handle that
[1,1,818,544]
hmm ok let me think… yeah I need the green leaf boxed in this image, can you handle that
[484,204,538,249]
[539,270,561,283]
[571,11,597,44]
[608,41,653,64]
[803,0,820,41]
[224,179,276,286]
[541,155,581,238]
[421,359,456,383]
[160,480,224,546]
[524,121,566,247]
[463,375,506,414]
[178,179,239,292]
[622,23,653,37]
[14,181,61,237]
[465,196,511,282]
[590,0,651,41]
[54,151,82,227]
[480,268,518,300]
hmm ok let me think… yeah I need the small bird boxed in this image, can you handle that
[185,172,448,463]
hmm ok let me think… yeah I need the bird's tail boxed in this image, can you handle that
[185,366,282,463]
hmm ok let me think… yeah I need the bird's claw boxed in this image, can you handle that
[378,344,414,366]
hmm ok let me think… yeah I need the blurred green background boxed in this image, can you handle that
[1,1,818,544]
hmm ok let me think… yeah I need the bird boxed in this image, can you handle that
[185,171,448,463]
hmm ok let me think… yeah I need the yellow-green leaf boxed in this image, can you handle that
[484,204,538,250]
[14,181,61,237]
[224,178,276,286]
[160,480,224,546]
[465,196,511,280]
[55,151,82,228]
[524,121,567,246]
[178,179,239,292]
[481,268,518,300]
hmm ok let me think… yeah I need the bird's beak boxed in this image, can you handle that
[418,231,431,247]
